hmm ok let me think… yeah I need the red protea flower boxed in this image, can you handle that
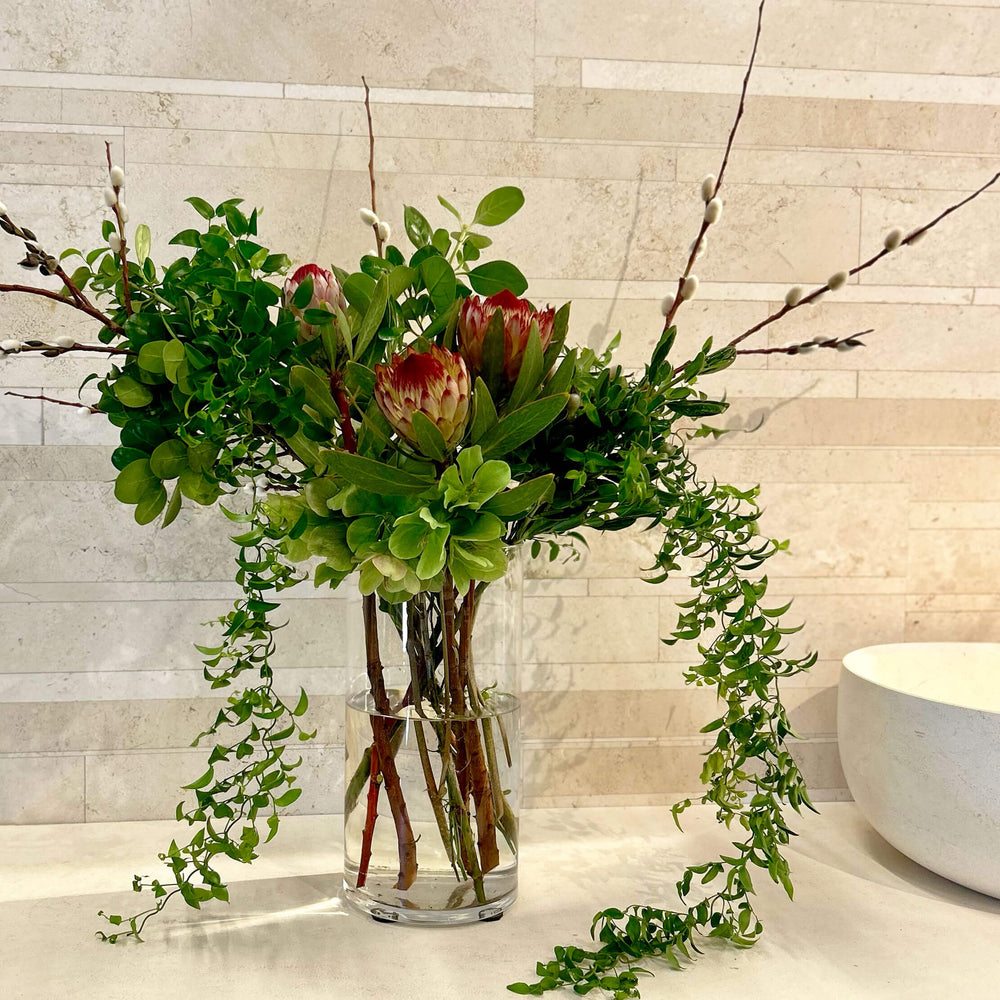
[458,289,556,382]
[282,264,348,344]
[374,345,471,453]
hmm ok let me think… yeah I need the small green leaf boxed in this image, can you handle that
[468,377,498,444]
[325,451,436,496]
[134,484,167,525]
[113,376,153,408]
[114,459,159,504]
[137,340,166,375]
[161,481,182,528]
[478,394,568,458]
[472,186,525,227]
[185,196,214,219]
[290,365,340,422]
[403,205,433,248]
[468,260,528,297]
[134,223,151,265]
[273,787,303,808]
[162,341,186,383]
[419,255,457,313]
[411,409,448,461]
[183,766,215,790]
[149,440,189,481]
[481,474,556,518]
[353,275,388,360]
[437,194,462,220]
[292,688,309,717]
[507,323,544,410]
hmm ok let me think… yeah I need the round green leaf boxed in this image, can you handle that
[150,440,190,480]
[162,341,186,383]
[114,459,160,505]
[467,260,528,297]
[137,340,166,375]
[134,483,167,525]
[472,186,524,227]
[112,376,153,409]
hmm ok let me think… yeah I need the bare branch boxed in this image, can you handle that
[662,0,766,332]
[105,140,133,315]
[736,330,873,356]
[0,282,123,334]
[362,77,383,257]
[4,390,96,412]
[726,169,1000,352]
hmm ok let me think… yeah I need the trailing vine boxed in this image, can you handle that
[97,503,314,942]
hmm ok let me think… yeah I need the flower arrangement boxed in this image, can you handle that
[2,4,998,997]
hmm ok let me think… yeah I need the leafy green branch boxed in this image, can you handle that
[97,505,315,943]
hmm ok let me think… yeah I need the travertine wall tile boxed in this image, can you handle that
[0,755,84,824]
[536,1,1000,76]
[2,0,535,91]
[3,0,999,819]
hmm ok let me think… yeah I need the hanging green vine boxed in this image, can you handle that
[97,506,315,942]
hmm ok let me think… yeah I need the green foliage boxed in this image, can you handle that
[97,505,314,944]
[34,180,815,981]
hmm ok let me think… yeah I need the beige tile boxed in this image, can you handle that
[0,88,62,122]
[523,594,661,663]
[905,450,1000,502]
[859,188,1000,290]
[0,445,112,482]
[534,57,581,88]
[5,0,535,91]
[761,303,1000,374]
[523,735,845,803]
[676,147,1000,194]
[859,371,1000,401]
[535,88,1000,156]
[0,754,85,823]
[905,611,1000,643]
[0,696,344,753]
[908,530,1000,594]
[0,389,42,445]
[128,128,676,182]
[0,481,235,582]
[566,297,769,369]
[536,0,1000,76]
[524,524,663,580]
[64,89,534,141]
[753,483,909,579]
[692,445,910,486]
[909,502,1000,531]
[715,398,1000,448]
[0,129,121,166]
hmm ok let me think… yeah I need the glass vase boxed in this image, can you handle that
[342,563,522,925]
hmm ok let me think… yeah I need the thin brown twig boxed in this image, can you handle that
[105,141,133,315]
[662,0,766,333]
[4,390,96,411]
[736,330,873,356]
[725,169,1000,353]
[0,283,124,334]
[362,77,384,258]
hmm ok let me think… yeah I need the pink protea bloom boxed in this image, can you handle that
[374,345,471,453]
[282,264,348,344]
[458,289,556,382]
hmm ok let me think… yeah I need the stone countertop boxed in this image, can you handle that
[2,803,998,999]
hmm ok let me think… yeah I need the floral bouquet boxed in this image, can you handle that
[2,6,997,996]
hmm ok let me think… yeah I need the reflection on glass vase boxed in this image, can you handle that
[343,563,522,925]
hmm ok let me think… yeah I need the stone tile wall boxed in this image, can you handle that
[2,0,999,821]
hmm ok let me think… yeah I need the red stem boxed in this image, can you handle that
[355,743,380,889]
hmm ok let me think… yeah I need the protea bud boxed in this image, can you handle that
[458,289,556,382]
[282,264,348,344]
[374,345,471,453]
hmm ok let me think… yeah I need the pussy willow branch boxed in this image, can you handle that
[362,76,384,258]
[736,329,872,356]
[0,337,133,356]
[4,390,95,411]
[104,141,133,315]
[0,282,123,333]
[725,169,1000,352]
[662,0,765,332]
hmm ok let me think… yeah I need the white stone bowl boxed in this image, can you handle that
[838,642,1000,899]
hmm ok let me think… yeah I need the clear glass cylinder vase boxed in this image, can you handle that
[343,561,522,925]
